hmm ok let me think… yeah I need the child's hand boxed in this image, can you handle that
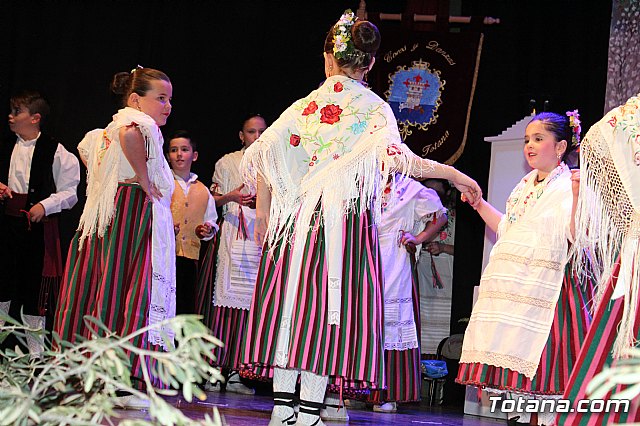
[571,169,580,198]
[426,241,444,255]
[196,223,214,239]
[0,182,12,199]
[246,195,256,209]
[398,230,419,253]
[29,203,46,222]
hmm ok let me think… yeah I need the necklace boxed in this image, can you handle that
[535,175,546,183]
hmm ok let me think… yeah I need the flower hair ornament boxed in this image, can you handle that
[332,9,358,60]
[130,64,144,74]
[566,109,581,147]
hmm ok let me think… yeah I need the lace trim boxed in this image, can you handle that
[492,253,562,271]
[385,297,413,304]
[385,319,415,327]
[478,290,554,309]
[460,350,537,379]
[152,271,170,285]
[384,341,419,351]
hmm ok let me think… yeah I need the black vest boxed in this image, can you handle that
[0,133,58,209]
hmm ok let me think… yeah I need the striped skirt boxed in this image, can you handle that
[368,255,422,403]
[558,260,640,425]
[241,207,385,390]
[456,264,591,395]
[196,219,253,372]
[54,184,162,386]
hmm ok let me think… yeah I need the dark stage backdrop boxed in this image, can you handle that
[0,1,611,350]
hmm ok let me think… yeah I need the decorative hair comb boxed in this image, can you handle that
[566,109,581,148]
[333,10,358,60]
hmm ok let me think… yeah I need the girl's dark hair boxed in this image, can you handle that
[110,67,171,107]
[324,20,381,71]
[529,112,577,162]
[240,113,265,131]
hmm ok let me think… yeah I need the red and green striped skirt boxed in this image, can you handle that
[557,260,640,425]
[456,265,592,395]
[195,220,249,370]
[368,255,422,403]
[54,184,163,387]
[241,207,385,390]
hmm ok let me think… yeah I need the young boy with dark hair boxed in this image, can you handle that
[167,130,218,315]
[0,90,80,357]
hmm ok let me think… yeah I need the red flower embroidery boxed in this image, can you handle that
[290,134,301,147]
[320,104,343,125]
[608,116,617,127]
[312,155,317,161]
[309,162,314,167]
[440,231,448,240]
[386,145,401,156]
[333,153,340,160]
[302,101,318,116]
[334,82,344,93]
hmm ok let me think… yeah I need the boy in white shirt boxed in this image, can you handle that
[0,90,80,356]
[167,130,218,315]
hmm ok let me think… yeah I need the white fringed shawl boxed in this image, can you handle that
[460,164,572,379]
[572,95,640,358]
[241,75,414,326]
[77,107,176,348]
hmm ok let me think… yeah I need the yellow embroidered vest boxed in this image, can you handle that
[171,179,209,260]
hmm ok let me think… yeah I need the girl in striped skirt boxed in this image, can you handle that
[556,95,640,425]
[197,113,267,395]
[240,11,482,426]
[54,67,176,397]
[456,111,589,425]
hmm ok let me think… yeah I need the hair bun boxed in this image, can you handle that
[110,72,132,96]
[352,21,381,54]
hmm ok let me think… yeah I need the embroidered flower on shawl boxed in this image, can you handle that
[289,134,301,147]
[302,101,318,116]
[635,151,640,166]
[608,116,617,127]
[350,121,367,134]
[387,145,402,156]
[334,82,344,93]
[505,163,569,226]
[320,104,343,125]
[440,231,448,241]
[333,153,340,160]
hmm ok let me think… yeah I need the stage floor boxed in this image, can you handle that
[115,390,508,425]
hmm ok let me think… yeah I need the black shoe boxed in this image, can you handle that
[507,417,529,426]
